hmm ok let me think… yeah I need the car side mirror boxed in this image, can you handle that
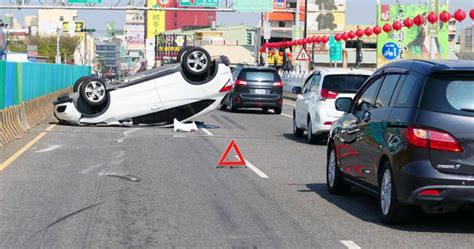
[335,97,352,112]
[292,86,302,94]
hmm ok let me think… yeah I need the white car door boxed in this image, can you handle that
[158,72,206,110]
[295,75,314,128]
[302,74,322,128]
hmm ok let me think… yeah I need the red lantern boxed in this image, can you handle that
[297,39,304,45]
[404,18,414,29]
[335,34,341,41]
[427,12,438,24]
[373,26,382,35]
[341,32,348,41]
[414,15,424,26]
[285,41,291,47]
[439,11,451,23]
[364,27,373,37]
[454,9,466,22]
[470,9,474,20]
[315,36,322,43]
[321,36,329,44]
[347,31,356,39]
[392,21,402,31]
[383,23,392,33]
[356,29,364,38]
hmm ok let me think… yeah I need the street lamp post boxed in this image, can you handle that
[55,27,61,64]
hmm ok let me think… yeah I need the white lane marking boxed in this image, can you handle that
[201,128,213,136]
[235,156,269,179]
[280,113,292,119]
[340,240,361,249]
[283,101,296,107]
[33,144,62,153]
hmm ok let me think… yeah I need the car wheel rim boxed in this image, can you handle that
[84,81,105,103]
[187,51,207,73]
[380,169,392,216]
[328,150,336,188]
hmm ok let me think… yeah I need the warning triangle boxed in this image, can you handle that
[217,140,246,167]
[296,48,311,61]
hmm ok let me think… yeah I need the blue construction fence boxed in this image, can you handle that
[0,61,90,110]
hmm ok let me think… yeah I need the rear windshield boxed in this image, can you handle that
[322,74,370,93]
[421,74,474,117]
[240,70,281,82]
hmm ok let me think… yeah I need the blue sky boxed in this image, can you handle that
[1,0,472,36]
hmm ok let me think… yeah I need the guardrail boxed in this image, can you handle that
[281,71,310,93]
[0,61,90,146]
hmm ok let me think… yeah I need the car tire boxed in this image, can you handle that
[73,76,93,92]
[229,96,238,113]
[379,162,412,225]
[181,47,211,76]
[262,107,269,113]
[293,113,304,137]
[177,46,193,63]
[79,78,108,107]
[307,119,318,144]
[273,107,282,114]
[220,104,227,111]
[327,143,351,194]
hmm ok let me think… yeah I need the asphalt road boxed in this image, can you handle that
[1,100,474,248]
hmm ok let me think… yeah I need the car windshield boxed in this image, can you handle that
[241,70,280,82]
[322,74,370,93]
[421,74,474,116]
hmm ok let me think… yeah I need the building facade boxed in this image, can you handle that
[38,9,77,35]
[95,40,121,78]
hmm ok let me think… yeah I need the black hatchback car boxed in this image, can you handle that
[221,66,283,114]
[327,60,474,224]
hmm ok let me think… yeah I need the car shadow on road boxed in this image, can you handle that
[282,133,327,146]
[301,183,474,233]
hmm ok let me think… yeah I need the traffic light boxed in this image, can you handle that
[246,32,252,45]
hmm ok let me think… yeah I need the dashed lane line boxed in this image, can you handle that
[283,101,296,107]
[201,128,213,136]
[280,113,292,119]
[235,156,269,179]
[0,124,56,172]
[340,240,361,249]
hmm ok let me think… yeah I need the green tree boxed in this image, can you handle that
[7,34,80,63]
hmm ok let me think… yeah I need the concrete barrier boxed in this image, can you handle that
[0,88,70,147]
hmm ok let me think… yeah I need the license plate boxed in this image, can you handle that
[255,89,266,94]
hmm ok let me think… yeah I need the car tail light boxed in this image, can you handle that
[319,89,338,101]
[324,122,333,125]
[420,189,441,196]
[273,81,283,87]
[219,80,233,92]
[235,79,247,86]
[406,127,463,153]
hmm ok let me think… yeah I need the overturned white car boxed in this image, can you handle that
[54,47,233,126]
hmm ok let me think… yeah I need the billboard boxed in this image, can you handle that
[307,0,345,34]
[273,0,286,9]
[234,0,273,13]
[377,4,449,66]
[146,0,166,39]
[126,25,145,45]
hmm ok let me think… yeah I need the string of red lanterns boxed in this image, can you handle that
[262,8,474,50]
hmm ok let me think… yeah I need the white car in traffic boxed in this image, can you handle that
[292,68,372,144]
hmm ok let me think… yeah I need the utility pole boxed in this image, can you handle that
[55,27,61,64]
[84,31,87,65]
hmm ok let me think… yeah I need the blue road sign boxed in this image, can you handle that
[382,42,400,61]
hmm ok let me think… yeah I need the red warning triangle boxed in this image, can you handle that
[217,140,246,167]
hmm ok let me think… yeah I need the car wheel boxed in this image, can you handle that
[273,107,282,114]
[220,104,227,111]
[327,143,351,194]
[293,113,304,137]
[182,47,211,76]
[80,78,108,107]
[379,162,412,225]
[262,107,269,113]
[177,46,193,63]
[230,96,238,113]
[73,76,93,92]
[307,119,318,144]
